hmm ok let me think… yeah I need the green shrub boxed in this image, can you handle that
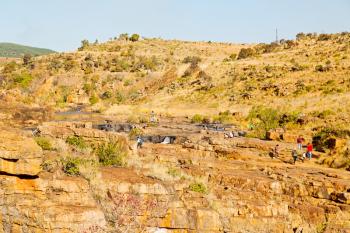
[61,157,81,176]
[35,137,53,150]
[237,48,255,59]
[189,182,207,194]
[114,91,125,104]
[130,34,140,42]
[123,79,132,86]
[83,83,93,94]
[89,94,99,105]
[212,111,234,124]
[191,114,204,123]
[168,167,181,177]
[133,56,159,71]
[95,141,127,166]
[247,106,280,139]
[66,136,87,149]
[13,72,33,88]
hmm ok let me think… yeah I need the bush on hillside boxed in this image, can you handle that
[13,72,33,88]
[133,56,159,71]
[61,157,81,176]
[296,32,306,40]
[237,48,255,59]
[101,91,113,99]
[129,34,140,42]
[64,57,77,71]
[189,182,207,194]
[118,33,129,41]
[229,53,237,60]
[3,61,18,73]
[66,136,87,150]
[247,106,280,139]
[182,56,201,65]
[23,54,32,66]
[255,42,279,54]
[315,64,331,72]
[35,137,53,151]
[89,94,99,105]
[212,111,234,124]
[95,141,127,166]
[191,114,205,123]
[318,34,332,41]
[78,39,90,51]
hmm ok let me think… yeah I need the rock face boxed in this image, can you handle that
[0,174,107,233]
[0,122,350,233]
[0,130,42,176]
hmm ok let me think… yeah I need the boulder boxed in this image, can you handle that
[266,128,284,141]
[0,130,42,176]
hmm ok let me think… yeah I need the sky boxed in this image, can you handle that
[1,0,349,52]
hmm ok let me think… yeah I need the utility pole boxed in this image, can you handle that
[275,28,279,44]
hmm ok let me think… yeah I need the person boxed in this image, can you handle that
[306,143,313,160]
[273,144,280,159]
[291,149,298,164]
[150,111,156,123]
[301,152,306,163]
[296,135,305,150]
[136,136,143,149]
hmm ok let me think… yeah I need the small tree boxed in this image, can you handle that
[118,33,129,41]
[237,48,255,59]
[129,34,140,42]
[247,106,280,139]
[79,39,90,51]
[23,54,32,66]
[296,32,306,40]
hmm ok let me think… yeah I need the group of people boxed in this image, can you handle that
[293,135,313,164]
[273,135,314,165]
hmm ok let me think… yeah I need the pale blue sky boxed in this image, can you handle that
[1,0,349,52]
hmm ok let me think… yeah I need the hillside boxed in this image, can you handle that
[0,32,350,169]
[0,42,55,58]
[0,33,350,232]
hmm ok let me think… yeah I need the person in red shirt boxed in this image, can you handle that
[306,143,313,160]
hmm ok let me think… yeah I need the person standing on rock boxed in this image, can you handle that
[291,149,298,164]
[306,143,313,160]
[297,135,304,150]
[273,144,280,159]
[137,136,144,149]
[150,110,156,123]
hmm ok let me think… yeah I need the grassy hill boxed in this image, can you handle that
[1,33,350,164]
[0,42,55,58]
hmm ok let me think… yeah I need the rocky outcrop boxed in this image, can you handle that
[0,122,349,233]
[0,173,107,233]
[0,130,42,176]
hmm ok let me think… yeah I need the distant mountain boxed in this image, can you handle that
[0,42,55,58]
